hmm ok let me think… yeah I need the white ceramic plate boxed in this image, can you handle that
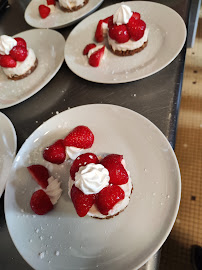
[65,1,187,84]
[0,112,17,197]
[0,29,65,109]
[25,0,104,29]
[5,104,181,270]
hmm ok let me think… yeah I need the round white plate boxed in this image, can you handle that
[5,104,181,270]
[25,0,104,29]
[0,29,65,109]
[0,112,17,197]
[65,1,187,84]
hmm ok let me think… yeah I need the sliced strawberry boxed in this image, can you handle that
[64,125,94,149]
[88,46,105,67]
[39,5,50,19]
[27,164,49,188]
[100,154,129,185]
[30,189,53,215]
[132,12,141,20]
[96,185,125,215]
[9,45,28,62]
[0,55,16,68]
[127,19,146,41]
[95,20,104,42]
[109,25,130,43]
[103,15,113,27]
[43,139,66,164]
[83,43,96,55]
[70,152,99,180]
[14,37,27,48]
[47,0,56,5]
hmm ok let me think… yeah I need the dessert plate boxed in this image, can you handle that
[5,104,181,270]
[0,112,17,197]
[65,1,187,84]
[24,0,104,29]
[0,29,65,109]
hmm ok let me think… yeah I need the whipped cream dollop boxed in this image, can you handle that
[113,5,133,25]
[75,163,110,195]
[0,35,17,55]
[66,146,84,160]
[59,0,85,9]
[45,176,62,205]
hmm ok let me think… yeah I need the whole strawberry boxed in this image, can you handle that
[27,164,49,188]
[43,139,66,164]
[14,37,27,48]
[39,5,50,19]
[127,19,146,41]
[9,45,28,62]
[109,25,130,43]
[30,189,53,215]
[0,54,16,68]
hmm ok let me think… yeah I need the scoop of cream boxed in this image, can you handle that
[113,4,133,25]
[44,176,62,205]
[0,35,17,55]
[75,163,110,194]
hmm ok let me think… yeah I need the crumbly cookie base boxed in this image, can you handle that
[7,58,38,81]
[110,40,148,56]
[60,0,88,12]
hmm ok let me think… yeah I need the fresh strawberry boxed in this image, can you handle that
[14,37,27,48]
[109,25,130,43]
[9,45,28,62]
[27,164,49,188]
[132,12,141,20]
[43,139,66,164]
[103,15,113,27]
[83,43,96,55]
[39,5,50,19]
[30,189,53,215]
[47,0,56,5]
[0,55,16,68]
[88,46,105,67]
[100,154,129,185]
[127,19,146,41]
[96,185,125,215]
[95,20,104,42]
[70,153,99,180]
[71,185,96,217]
[64,125,94,149]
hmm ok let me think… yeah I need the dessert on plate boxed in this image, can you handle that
[58,0,89,12]
[0,35,38,80]
[68,153,133,219]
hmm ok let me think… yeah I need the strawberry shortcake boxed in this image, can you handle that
[0,35,38,80]
[58,0,89,12]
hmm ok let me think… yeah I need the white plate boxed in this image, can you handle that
[0,112,17,197]
[64,1,187,84]
[5,104,181,270]
[0,29,65,109]
[24,0,104,29]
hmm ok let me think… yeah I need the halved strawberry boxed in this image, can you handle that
[39,5,50,19]
[14,37,27,48]
[109,25,130,43]
[70,152,99,180]
[30,189,53,215]
[27,164,49,188]
[100,154,129,185]
[71,185,96,217]
[43,139,66,164]
[9,45,28,62]
[88,46,105,67]
[64,125,94,149]
[95,20,104,42]
[127,19,146,41]
[0,55,16,68]
[83,43,96,55]
[47,0,56,5]
[96,185,125,215]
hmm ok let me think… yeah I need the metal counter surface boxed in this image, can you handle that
[0,0,190,269]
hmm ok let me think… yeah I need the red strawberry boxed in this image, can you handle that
[70,153,99,180]
[96,185,125,215]
[88,46,105,67]
[47,0,56,5]
[95,20,104,42]
[71,185,95,217]
[43,139,66,164]
[30,189,53,215]
[83,43,96,55]
[27,164,49,189]
[39,5,50,19]
[103,15,113,27]
[132,12,141,20]
[9,46,28,62]
[14,37,27,48]
[64,125,94,149]
[127,19,146,41]
[0,55,16,68]
[109,25,130,43]
[100,154,129,185]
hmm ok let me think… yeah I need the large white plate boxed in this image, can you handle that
[0,29,65,109]
[0,112,17,197]
[5,104,181,270]
[25,0,104,29]
[65,1,187,84]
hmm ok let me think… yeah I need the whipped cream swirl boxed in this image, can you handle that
[75,163,110,195]
[113,5,133,25]
[45,176,62,205]
[66,146,84,160]
[0,35,17,55]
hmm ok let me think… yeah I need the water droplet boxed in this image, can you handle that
[39,252,45,259]
[55,251,60,256]
[69,246,72,250]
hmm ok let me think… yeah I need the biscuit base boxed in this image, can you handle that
[7,58,38,81]
[110,40,148,56]
[60,0,88,12]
